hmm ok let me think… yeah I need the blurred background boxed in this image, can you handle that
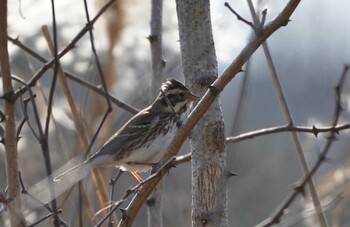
[2,0,350,226]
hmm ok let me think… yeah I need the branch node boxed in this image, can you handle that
[126,188,134,195]
[162,59,166,68]
[2,90,16,103]
[85,22,94,31]
[225,169,237,179]
[281,19,291,27]
[312,125,318,137]
[209,85,220,96]
[197,75,216,88]
[146,197,156,207]
[147,34,158,43]
[120,208,128,220]
[259,9,267,30]
[294,184,306,198]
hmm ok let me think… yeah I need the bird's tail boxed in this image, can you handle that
[53,162,86,181]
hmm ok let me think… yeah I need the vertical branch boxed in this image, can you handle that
[175,1,227,226]
[246,1,328,226]
[39,1,61,226]
[0,0,23,226]
[147,0,164,227]
[149,0,164,100]
[82,0,115,221]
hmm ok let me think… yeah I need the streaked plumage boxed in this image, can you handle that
[54,78,199,181]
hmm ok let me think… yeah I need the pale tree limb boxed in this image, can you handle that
[175,0,227,226]
[117,0,302,226]
[256,64,349,227]
[230,0,327,225]
[0,0,24,226]
[147,0,164,227]
[149,0,164,100]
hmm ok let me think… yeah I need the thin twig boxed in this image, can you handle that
[246,0,327,225]
[107,170,124,227]
[224,2,256,31]
[18,172,69,227]
[7,35,138,114]
[256,64,349,227]
[96,158,176,227]
[42,24,89,151]
[226,123,350,143]
[39,1,61,226]
[13,0,118,99]
[82,0,112,113]
[81,2,115,198]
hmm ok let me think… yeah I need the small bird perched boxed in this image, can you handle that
[54,78,200,182]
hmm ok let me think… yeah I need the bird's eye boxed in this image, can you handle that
[179,92,185,98]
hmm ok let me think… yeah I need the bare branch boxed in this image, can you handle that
[246,0,327,225]
[7,36,138,114]
[13,0,117,99]
[96,158,177,227]
[256,64,349,227]
[227,123,350,143]
[18,172,69,227]
[224,2,256,31]
[0,0,23,225]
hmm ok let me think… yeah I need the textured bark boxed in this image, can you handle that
[0,0,23,226]
[175,1,228,226]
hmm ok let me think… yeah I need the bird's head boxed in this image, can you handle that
[153,78,200,116]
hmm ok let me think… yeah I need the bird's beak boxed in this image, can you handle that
[189,93,201,102]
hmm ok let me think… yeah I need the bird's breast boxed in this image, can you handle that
[119,121,178,172]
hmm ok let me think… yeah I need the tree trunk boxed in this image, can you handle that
[175,1,228,226]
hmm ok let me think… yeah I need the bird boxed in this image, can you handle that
[54,78,200,182]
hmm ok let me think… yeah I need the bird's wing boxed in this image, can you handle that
[87,109,158,163]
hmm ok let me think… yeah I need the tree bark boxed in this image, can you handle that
[175,1,228,226]
[0,0,23,226]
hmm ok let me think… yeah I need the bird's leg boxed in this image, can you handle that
[126,162,156,183]
[130,171,143,183]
